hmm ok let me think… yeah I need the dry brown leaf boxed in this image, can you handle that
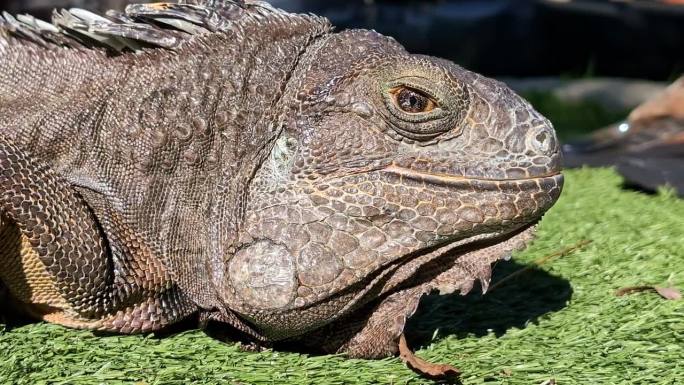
[615,285,654,296]
[655,286,682,300]
[615,285,681,300]
[398,334,461,380]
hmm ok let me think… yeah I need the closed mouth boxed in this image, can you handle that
[383,165,563,185]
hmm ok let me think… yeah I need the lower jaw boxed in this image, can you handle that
[406,222,539,296]
[294,222,540,357]
[376,221,540,299]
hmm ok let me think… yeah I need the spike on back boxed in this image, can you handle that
[0,0,310,52]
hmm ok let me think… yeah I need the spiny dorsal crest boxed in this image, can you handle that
[0,1,327,52]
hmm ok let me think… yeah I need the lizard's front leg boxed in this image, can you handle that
[0,136,112,318]
[0,136,194,332]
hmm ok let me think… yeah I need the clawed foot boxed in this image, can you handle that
[237,341,269,353]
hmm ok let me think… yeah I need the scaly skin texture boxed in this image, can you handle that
[0,0,563,361]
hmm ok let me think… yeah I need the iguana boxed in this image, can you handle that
[0,0,563,377]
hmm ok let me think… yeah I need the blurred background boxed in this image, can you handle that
[3,0,682,80]
[1,0,683,195]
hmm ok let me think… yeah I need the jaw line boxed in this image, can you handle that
[344,219,541,310]
[326,220,542,323]
[399,219,540,270]
[383,164,562,184]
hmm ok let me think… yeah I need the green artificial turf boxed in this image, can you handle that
[1,167,682,385]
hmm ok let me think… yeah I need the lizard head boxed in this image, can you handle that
[225,30,563,340]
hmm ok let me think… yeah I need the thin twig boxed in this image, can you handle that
[488,239,592,293]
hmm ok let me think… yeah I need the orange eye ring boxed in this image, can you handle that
[389,87,437,114]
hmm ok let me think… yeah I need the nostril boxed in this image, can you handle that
[535,132,549,148]
[527,126,556,155]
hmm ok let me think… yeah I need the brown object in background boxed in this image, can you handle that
[563,76,684,167]
[563,76,684,197]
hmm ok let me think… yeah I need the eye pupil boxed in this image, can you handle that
[396,88,432,113]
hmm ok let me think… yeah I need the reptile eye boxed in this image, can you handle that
[391,87,437,114]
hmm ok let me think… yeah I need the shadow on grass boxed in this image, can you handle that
[405,260,572,348]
